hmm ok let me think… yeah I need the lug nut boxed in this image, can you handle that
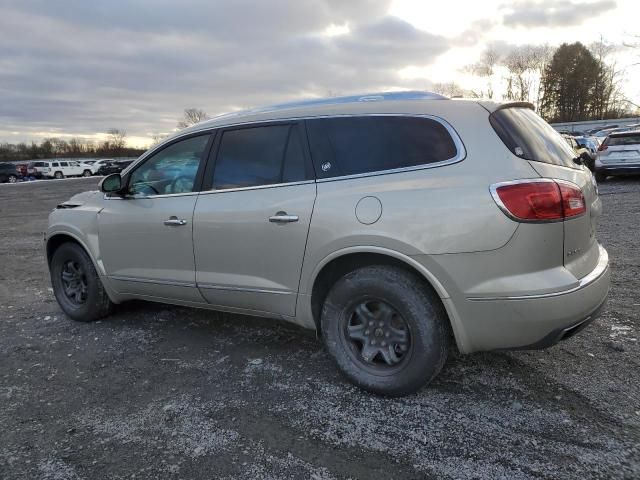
[385,332,390,337]
[371,340,377,345]
[378,321,384,327]
[381,341,386,347]
[369,321,374,326]
[364,330,370,335]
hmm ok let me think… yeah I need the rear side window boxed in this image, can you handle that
[605,134,640,146]
[306,116,458,178]
[489,107,578,169]
[212,124,312,190]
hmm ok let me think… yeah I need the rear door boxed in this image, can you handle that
[193,122,316,316]
[489,106,601,279]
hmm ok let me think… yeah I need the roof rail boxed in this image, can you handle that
[212,90,448,120]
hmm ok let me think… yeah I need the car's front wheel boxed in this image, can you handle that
[50,242,113,322]
[83,169,92,177]
[321,265,450,396]
[8,174,18,183]
[54,171,64,179]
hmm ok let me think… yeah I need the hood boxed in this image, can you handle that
[57,190,101,209]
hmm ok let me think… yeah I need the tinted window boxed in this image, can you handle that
[129,134,210,196]
[306,116,457,178]
[60,162,68,166]
[52,163,59,167]
[212,124,310,190]
[605,134,640,146]
[489,108,578,169]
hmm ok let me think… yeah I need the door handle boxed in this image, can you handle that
[269,211,299,223]
[163,216,187,226]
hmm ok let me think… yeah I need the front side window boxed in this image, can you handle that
[211,124,311,190]
[306,116,458,178]
[128,134,210,196]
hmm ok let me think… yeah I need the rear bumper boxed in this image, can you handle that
[449,245,610,353]
[595,161,640,176]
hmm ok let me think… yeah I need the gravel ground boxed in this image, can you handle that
[0,177,638,479]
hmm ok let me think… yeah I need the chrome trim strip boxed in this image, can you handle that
[109,275,196,288]
[467,245,608,301]
[197,180,315,196]
[197,283,293,295]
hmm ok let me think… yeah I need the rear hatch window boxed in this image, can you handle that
[489,107,579,169]
[604,133,640,146]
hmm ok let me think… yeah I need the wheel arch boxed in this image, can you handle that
[46,232,99,272]
[308,247,455,336]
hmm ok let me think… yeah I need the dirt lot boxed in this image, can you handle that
[0,177,638,479]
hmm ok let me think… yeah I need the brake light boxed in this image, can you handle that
[491,180,585,222]
[558,182,586,218]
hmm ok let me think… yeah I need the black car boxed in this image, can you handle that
[0,163,21,183]
[96,160,134,176]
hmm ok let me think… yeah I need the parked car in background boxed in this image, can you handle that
[561,133,592,169]
[15,164,28,178]
[46,92,609,396]
[0,162,21,183]
[575,136,599,171]
[96,159,135,176]
[27,161,47,178]
[32,160,92,179]
[595,131,640,181]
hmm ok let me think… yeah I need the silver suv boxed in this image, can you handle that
[45,92,610,396]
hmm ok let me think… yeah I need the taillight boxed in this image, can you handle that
[491,180,585,222]
[598,143,607,151]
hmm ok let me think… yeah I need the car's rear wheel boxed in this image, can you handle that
[8,174,17,183]
[83,169,92,177]
[54,171,64,179]
[321,265,449,396]
[50,242,113,322]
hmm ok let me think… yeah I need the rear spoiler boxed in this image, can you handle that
[494,101,534,112]
[478,101,535,113]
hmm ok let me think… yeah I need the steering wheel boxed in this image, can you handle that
[169,176,194,194]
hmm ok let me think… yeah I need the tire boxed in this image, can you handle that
[50,242,113,322]
[54,171,64,179]
[321,265,450,396]
[8,175,17,183]
[83,169,92,177]
[595,172,607,182]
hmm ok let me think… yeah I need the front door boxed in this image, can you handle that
[193,122,316,316]
[98,133,212,302]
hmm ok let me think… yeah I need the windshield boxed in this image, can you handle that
[489,107,579,169]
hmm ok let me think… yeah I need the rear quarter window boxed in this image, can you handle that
[306,116,459,178]
[489,107,578,169]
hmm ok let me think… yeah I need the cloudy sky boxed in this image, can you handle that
[1,0,638,147]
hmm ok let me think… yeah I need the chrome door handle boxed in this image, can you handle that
[163,217,187,226]
[269,211,299,223]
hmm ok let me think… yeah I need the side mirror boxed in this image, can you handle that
[99,173,123,193]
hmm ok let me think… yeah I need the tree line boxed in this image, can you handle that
[0,128,145,163]
[434,39,637,123]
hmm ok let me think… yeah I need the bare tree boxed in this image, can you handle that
[432,82,479,98]
[177,108,209,129]
[468,47,500,99]
[106,128,127,150]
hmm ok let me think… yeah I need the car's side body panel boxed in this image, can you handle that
[46,95,610,356]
